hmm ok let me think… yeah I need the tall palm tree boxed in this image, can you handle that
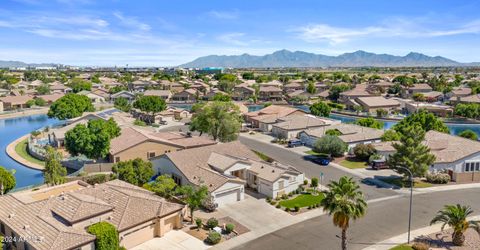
[430,204,480,246]
[321,176,367,250]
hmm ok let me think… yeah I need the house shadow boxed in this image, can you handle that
[361,174,403,190]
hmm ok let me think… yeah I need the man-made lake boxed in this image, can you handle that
[3,108,480,189]
[0,115,60,189]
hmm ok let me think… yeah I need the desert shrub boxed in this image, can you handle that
[353,144,377,161]
[281,194,289,200]
[206,218,219,229]
[285,207,289,211]
[294,205,300,212]
[195,218,202,229]
[266,197,271,202]
[276,204,281,209]
[368,153,382,163]
[426,173,450,184]
[225,223,235,234]
[303,179,308,185]
[205,231,221,245]
[288,192,293,197]
[87,222,120,250]
[270,200,277,206]
[412,242,429,250]
[85,174,108,185]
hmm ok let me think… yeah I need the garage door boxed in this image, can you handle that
[215,189,240,206]
[121,222,156,249]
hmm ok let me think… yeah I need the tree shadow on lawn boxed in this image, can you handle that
[361,174,403,190]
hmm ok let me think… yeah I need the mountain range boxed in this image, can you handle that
[180,50,480,68]
[0,60,61,68]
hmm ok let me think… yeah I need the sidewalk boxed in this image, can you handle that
[5,134,44,170]
[362,215,480,250]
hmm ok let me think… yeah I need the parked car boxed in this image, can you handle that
[312,157,331,166]
[371,159,389,170]
[287,139,304,148]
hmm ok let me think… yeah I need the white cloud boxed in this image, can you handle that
[294,19,480,44]
[217,32,248,46]
[113,12,151,31]
[207,10,239,20]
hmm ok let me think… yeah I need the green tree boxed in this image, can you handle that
[0,166,15,195]
[321,176,367,250]
[381,129,401,141]
[458,129,478,140]
[241,72,255,80]
[325,129,342,136]
[354,117,383,129]
[430,204,480,246]
[328,84,350,101]
[133,95,166,123]
[178,185,209,223]
[212,93,231,102]
[306,82,317,94]
[87,222,120,250]
[217,80,236,93]
[353,144,376,161]
[413,93,425,102]
[43,146,67,186]
[376,108,388,118]
[313,135,347,157]
[387,125,436,178]
[114,97,131,112]
[35,97,47,106]
[454,103,480,119]
[394,110,449,135]
[36,84,51,95]
[190,101,242,142]
[310,101,331,117]
[112,158,154,186]
[65,118,121,159]
[48,94,94,120]
[143,175,177,199]
[69,77,92,93]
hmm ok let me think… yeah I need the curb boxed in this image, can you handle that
[5,134,44,170]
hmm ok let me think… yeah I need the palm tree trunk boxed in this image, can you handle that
[452,231,465,246]
[341,228,347,250]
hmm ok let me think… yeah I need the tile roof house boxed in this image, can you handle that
[171,89,198,102]
[457,94,480,104]
[36,93,65,104]
[339,84,374,103]
[232,83,255,101]
[0,180,185,250]
[143,90,172,100]
[245,105,307,132]
[355,96,401,113]
[259,86,283,101]
[151,141,305,207]
[402,83,433,98]
[0,95,33,110]
[271,114,341,139]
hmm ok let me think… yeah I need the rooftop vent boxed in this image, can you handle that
[23,225,30,230]
[261,166,264,169]
[272,170,275,173]
[8,213,15,218]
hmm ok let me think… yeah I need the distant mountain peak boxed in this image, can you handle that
[180,50,466,68]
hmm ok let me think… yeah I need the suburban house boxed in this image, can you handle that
[402,83,433,98]
[456,94,480,104]
[92,88,111,101]
[204,89,227,100]
[404,101,453,117]
[0,95,33,110]
[111,90,136,103]
[374,131,480,183]
[50,83,72,94]
[0,180,185,250]
[232,83,255,101]
[109,127,217,163]
[0,88,9,97]
[339,84,374,104]
[447,87,472,101]
[245,105,307,132]
[354,96,401,113]
[171,89,197,102]
[259,86,283,101]
[36,93,65,104]
[78,90,106,103]
[144,89,172,101]
[151,141,305,207]
[271,114,340,139]
[299,123,384,153]
[129,80,156,92]
[283,82,304,93]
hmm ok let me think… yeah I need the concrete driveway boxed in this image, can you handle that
[131,230,209,250]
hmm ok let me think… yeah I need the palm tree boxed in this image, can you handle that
[321,176,367,250]
[430,204,480,246]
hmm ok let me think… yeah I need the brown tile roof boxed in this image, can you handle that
[163,141,259,191]
[356,96,400,108]
[340,84,372,97]
[451,87,471,96]
[36,93,64,102]
[303,123,383,143]
[409,84,432,90]
[0,95,33,105]
[144,90,171,97]
[424,130,480,163]
[273,115,332,130]
[259,86,282,92]
[459,94,480,104]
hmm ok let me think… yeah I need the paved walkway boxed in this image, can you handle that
[362,215,480,250]
[5,134,44,170]
[131,230,209,250]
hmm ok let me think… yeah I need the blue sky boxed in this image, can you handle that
[1,0,480,66]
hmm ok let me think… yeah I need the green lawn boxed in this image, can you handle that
[279,193,324,208]
[339,159,368,169]
[252,150,274,162]
[14,139,45,166]
[389,244,413,250]
[305,150,320,155]
[380,177,433,188]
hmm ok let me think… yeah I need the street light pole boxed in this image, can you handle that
[397,166,413,244]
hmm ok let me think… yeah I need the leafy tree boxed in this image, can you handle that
[35,97,47,106]
[212,93,231,102]
[376,108,388,118]
[43,146,67,186]
[0,166,15,195]
[321,176,367,250]
[430,204,480,246]
[310,101,331,117]
[381,129,401,141]
[190,101,242,142]
[387,125,436,178]
[112,158,154,186]
[313,135,347,157]
[325,129,342,136]
[36,84,51,95]
[65,118,121,159]
[458,129,478,140]
[393,75,417,87]
[353,144,376,161]
[108,85,127,94]
[454,103,480,119]
[306,82,316,94]
[48,94,94,120]
[241,72,255,80]
[387,83,402,95]
[87,222,120,250]
[217,80,236,93]
[133,95,166,123]
[393,110,449,135]
[354,117,383,129]
[177,185,209,223]
[311,177,319,193]
[114,97,131,112]
[413,93,425,102]
[26,99,36,108]
[353,105,363,114]
[143,175,177,199]
[328,84,350,101]
[69,77,92,93]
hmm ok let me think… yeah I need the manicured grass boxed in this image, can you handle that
[252,150,274,162]
[389,244,413,250]
[279,193,324,208]
[14,139,45,166]
[380,177,433,188]
[339,159,368,169]
[305,150,321,155]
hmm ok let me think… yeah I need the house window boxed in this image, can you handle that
[115,157,120,163]
[172,174,182,185]
[148,151,155,158]
[278,180,284,189]
[465,163,471,172]
[476,163,480,171]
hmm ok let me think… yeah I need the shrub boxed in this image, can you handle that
[313,135,347,157]
[205,231,222,245]
[412,242,429,250]
[225,223,235,234]
[353,144,377,161]
[134,119,147,126]
[285,207,289,211]
[87,222,120,250]
[270,201,277,206]
[281,194,288,200]
[195,218,202,229]
[426,173,450,184]
[303,179,308,185]
[311,177,319,188]
[266,197,271,202]
[276,204,281,209]
[30,130,41,137]
[368,153,382,163]
[294,205,300,212]
[288,192,293,197]
[85,174,108,185]
[206,218,219,229]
